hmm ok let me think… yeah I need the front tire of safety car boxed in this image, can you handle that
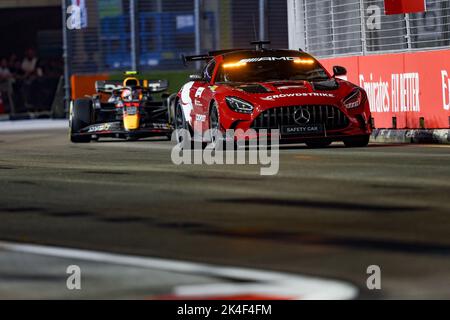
[343,134,370,148]
[208,101,237,150]
[208,102,223,147]
[70,99,92,143]
[173,100,192,146]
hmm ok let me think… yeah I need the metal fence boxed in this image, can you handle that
[63,0,289,75]
[301,0,450,58]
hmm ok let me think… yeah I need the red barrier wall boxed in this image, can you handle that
[71,74,109,100]
[320,49,450,129]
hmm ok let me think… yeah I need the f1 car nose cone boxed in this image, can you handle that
[293,107,311,124]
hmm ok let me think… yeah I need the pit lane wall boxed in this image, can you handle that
[320,49,450,130]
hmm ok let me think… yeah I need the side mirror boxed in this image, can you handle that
[333,66,347,77]
[189,74,205,82]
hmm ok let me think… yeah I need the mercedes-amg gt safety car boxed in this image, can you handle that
[69,72,174,143]
[175,41,372,148]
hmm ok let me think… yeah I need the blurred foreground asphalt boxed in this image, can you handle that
[0,128,450,299]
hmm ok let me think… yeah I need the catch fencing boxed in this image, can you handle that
[63,0,289,74]
[288,0,450,129]
[61,0,289,109]
[293,0,450,58]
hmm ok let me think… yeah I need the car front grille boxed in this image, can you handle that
[250,105,349,131]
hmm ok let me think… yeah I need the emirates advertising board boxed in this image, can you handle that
[321,49,450,129]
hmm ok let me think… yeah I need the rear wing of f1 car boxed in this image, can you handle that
[95,79,169,94]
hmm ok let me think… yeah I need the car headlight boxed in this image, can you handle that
[225,97,254,114]
[343,89,363,109]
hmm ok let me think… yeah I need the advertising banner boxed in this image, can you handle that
[320,49,450,129]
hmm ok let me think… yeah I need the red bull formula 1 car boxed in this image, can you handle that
[174,41,372,147]
[69,72,174,143]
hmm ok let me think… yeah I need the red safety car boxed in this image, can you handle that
[174,41,372,148]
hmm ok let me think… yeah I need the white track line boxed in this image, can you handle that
[0,120,67,132]
[0,241,358,300]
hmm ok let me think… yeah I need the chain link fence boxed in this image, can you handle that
[64,0,288,75]
[302,0,450,57]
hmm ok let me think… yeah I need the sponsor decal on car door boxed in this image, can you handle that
[192,83,209,131]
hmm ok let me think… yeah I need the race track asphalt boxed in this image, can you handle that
[0,128,450,299]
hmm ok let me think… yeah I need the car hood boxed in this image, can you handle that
[219,79,355,108]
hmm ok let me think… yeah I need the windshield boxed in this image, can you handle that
[216,57,329,83]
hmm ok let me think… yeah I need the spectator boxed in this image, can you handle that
[0,58,11,80]
[22,48,43,78]
[0,58,12,113]
[9,59,26,113]
[11,60,25,79]
[8,54,18,73]
[1,50,63,114]
[20,49,44,111]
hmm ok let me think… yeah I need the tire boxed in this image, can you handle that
[173,100,192,146]
[305,140,332,148]
[167,93,178,124]
[343,135,370,148]
[70,99,92,143]
[208,101,232,150]
[209,102,221,145]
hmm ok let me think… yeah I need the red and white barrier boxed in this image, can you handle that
[320,49,450,129]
